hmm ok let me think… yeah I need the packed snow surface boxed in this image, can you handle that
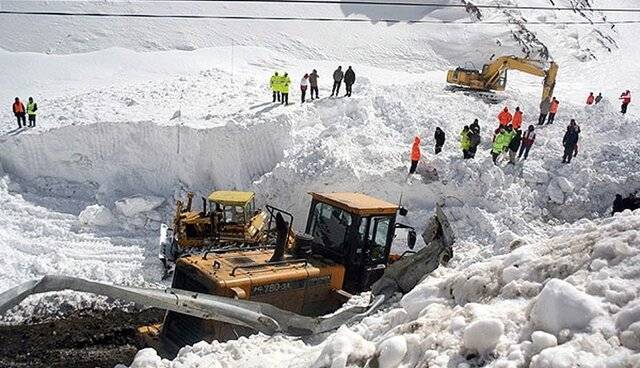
[1,0,640,367]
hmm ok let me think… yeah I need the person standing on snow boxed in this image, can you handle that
[344,66,356,97]
[27,97,38,127]
[620,90,631,114]
[562,123,579,164]
[491,127,512,165]
[595,93,603,104]
[281,73,291,105]
[512,106,523,130]
[570,119,581,157]
[470,119,480,135]
[498,107,512,127]
[309,69,319,100]
[547,97,559,124]
[300,74,309,103]
[12,97,26,128]
[539,97,551,125]
[331,66,344,97]
[460,126,471,159]
[518,125,536,160]
[586,92,595,105]
[434,127,445,154]
[468,124,481,158]
[507,129,522,164]
[270,72,280,102]
[409,136,421,174]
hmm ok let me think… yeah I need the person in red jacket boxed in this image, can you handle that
[547,97,559,124]
[409,136,421,174]
[620,90,631,114]
[12,97,26,128]
[498,107,512,127]
[512,107,523,130]
[586,92,595,105]
[518,125,536,160]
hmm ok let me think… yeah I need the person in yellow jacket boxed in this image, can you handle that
[280,73,291,105]
[27,97,38,127]
[491,126,513,165]
[270,72,280,103]
[460,126,471,159]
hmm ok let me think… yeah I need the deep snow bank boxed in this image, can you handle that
[0,120,291,202]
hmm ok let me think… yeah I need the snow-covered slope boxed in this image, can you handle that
[1,0,639,366]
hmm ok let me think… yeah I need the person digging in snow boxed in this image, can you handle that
[409,136,421,174]
[331,66,343,97]
[300,74,309,103]
[562,123,579,164]
[518,125,536,160]
[434,127,445,154]
[309,69,319,100]
[344,66,356,97]
[270,72,280,102]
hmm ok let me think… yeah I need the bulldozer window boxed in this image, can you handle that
[308,202,352,255]
[369,217,391,263]
[223,205,245,224]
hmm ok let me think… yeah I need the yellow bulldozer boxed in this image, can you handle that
[0,192,455,357]
[446,55,559,103]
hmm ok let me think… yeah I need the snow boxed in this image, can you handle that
[1,0,640,367]
[463,318,505,354]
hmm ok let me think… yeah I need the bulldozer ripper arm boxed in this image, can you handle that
[0,275,378,337]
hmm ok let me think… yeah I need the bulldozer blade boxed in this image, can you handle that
[0,275,379,337]
[372,205,455,296]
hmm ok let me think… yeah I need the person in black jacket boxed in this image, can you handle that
[344,66,356,97]
[434,127,445,154]
[562,123,579,163]
[331,66,343,97]
[470,119,480,135]
[508,130,521,164]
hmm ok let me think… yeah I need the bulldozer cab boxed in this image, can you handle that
[208,190,256,226]
[305,192,401,293]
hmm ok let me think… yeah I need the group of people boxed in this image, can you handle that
[585,90,631,114]
[538,97,560,125]
[269,66,356,105]
[12,97,38,128]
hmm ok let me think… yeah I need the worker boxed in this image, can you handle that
[409,136,421,174]
[586,92,595,105]
[27,97,38,127]
[498,107,512,127]
[507,129,521,164]
[470,119,480,135]
[468,126,481,158]
[595,93,603,104]
[300,74,309,104]
[562,122,579,164]
[344,66,356,97]
[491,127,512,165]
[538,97,550,125]
[547,97,559,125]
[518,125,536,160]
[512,107,523,130]
[12,97,26,128]
[281,73,291,105]
[460,126,471,159]
[331,66,344,97]
[434,127,445,154]
[270,72,280,102]
[309,69,319,100]
[620,90,631,114]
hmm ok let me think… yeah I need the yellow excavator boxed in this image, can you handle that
[446,55,559,102]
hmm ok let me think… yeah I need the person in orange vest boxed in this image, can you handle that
[586,92,595,105]
[498,107,512,127]
[620,90,631,114]
[512,107,523,130]
[547,97,559,125]
[12,97,26,128]
[409,136,421,174]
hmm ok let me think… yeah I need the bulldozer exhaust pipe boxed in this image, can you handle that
[269,212,288,263]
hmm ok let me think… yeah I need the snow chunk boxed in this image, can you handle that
[530,279,604,335]
[547,181,565,204]
[400,284,444,318]
[620,321,640,350]
[78,204,114,226]
[531,331,558,355]
[463,318,504,354]
[114,196,164,217]
[615,301,640,331]
[530,346,575,368]
[312,326,375,368]
[128,348,162,368]
[376,336,407,368]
